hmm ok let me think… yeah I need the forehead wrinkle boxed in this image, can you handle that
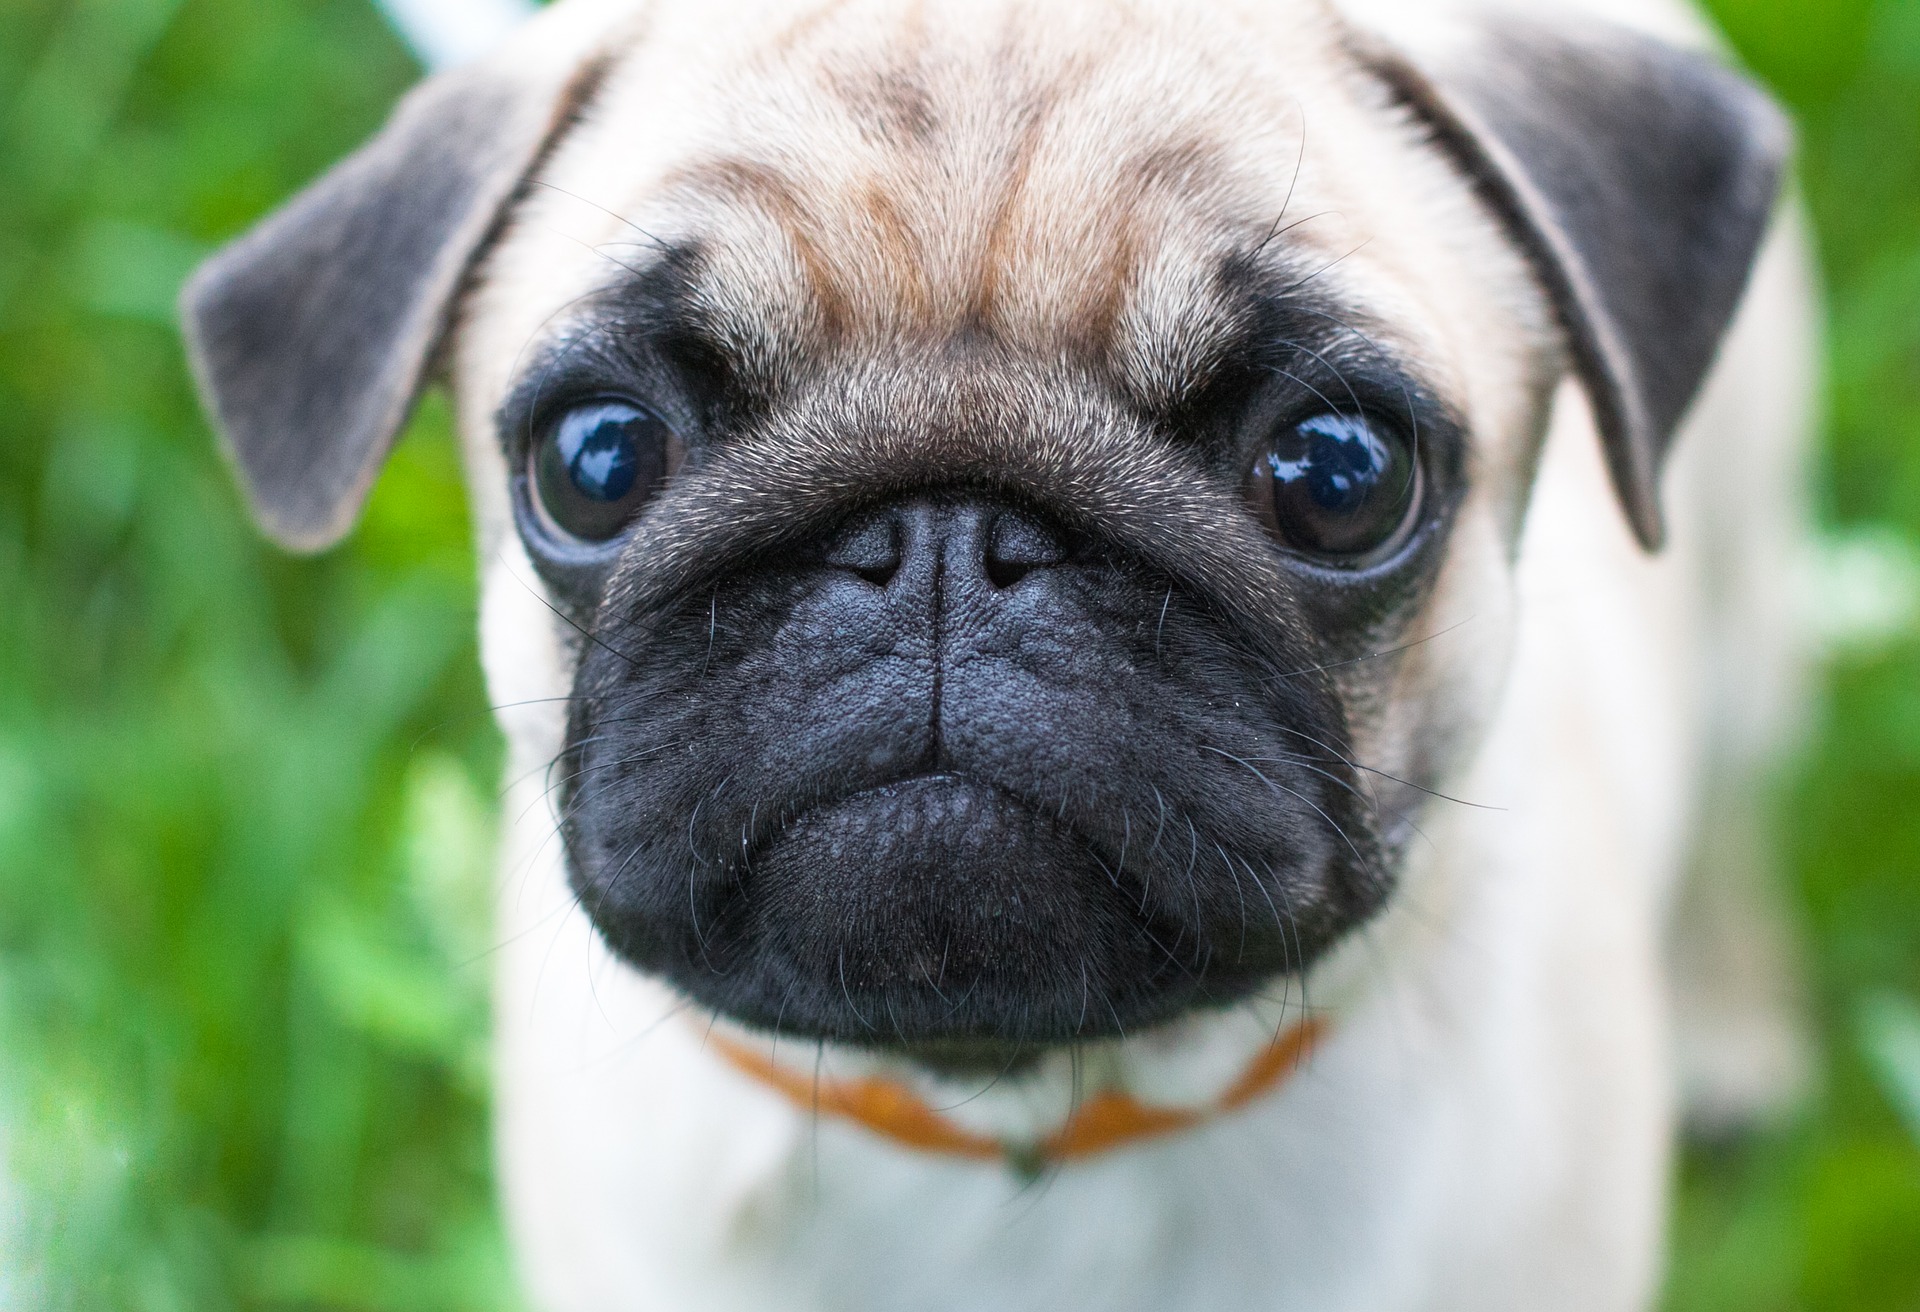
[675,85,1253,378]
[796,10,1223,305]
[964,78,1072,334]
[814,7,939,144]
[581,0,1390,402]
[1098,137,1286,412]
[1110,250,1246,413]
[671,157,853,345]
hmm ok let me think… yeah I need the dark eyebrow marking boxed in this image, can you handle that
[1133,245,1465,486]
[662,157,852,342]
[494,241,714,449]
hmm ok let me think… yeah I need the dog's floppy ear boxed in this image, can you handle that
[180,2,628,552]
[1362,16,1790,550]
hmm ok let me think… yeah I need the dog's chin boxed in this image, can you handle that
[681,774,1251,1051]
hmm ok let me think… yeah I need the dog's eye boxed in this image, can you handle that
[1247,413,1420,561]
[532,400,684,542]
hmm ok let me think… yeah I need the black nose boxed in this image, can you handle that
[821,500,1069,590]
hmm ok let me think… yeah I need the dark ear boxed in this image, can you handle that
[179,11,620,551]
[1362,18,1791,550]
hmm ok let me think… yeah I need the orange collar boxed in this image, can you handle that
[712,1016,1327,1175]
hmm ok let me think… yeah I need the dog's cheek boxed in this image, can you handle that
[452,378,521,576]
[555,579,811,956]
[1342,504,1520,841]
[477,544,580,775]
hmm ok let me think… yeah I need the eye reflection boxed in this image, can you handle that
[532,399,683,543]
[1248,412,1419,560]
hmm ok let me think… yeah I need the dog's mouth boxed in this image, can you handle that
[572,751,1375,1063]
[691,773,1229,1051]
[565,661,1378,1056]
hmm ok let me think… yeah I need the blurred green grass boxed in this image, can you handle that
[0,0,1915,1308]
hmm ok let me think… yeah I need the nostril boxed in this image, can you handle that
[984,510,1067,589]
[823,512,903,586]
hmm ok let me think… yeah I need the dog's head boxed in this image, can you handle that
[181,0,1784,1067]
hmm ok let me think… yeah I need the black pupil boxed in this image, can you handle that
[535,401,671,541]
[1261,413,1414,557]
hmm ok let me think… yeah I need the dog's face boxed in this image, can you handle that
[462,0,1538,1054]
[183,0,1784,1067]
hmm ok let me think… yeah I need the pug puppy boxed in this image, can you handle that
[179,0,1816,1307]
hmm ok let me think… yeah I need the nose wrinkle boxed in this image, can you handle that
[929,518,946,768]
[818,500,1067,772]
[891,506,993,770]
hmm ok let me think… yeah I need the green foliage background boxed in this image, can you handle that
[0,0,1915,1307]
